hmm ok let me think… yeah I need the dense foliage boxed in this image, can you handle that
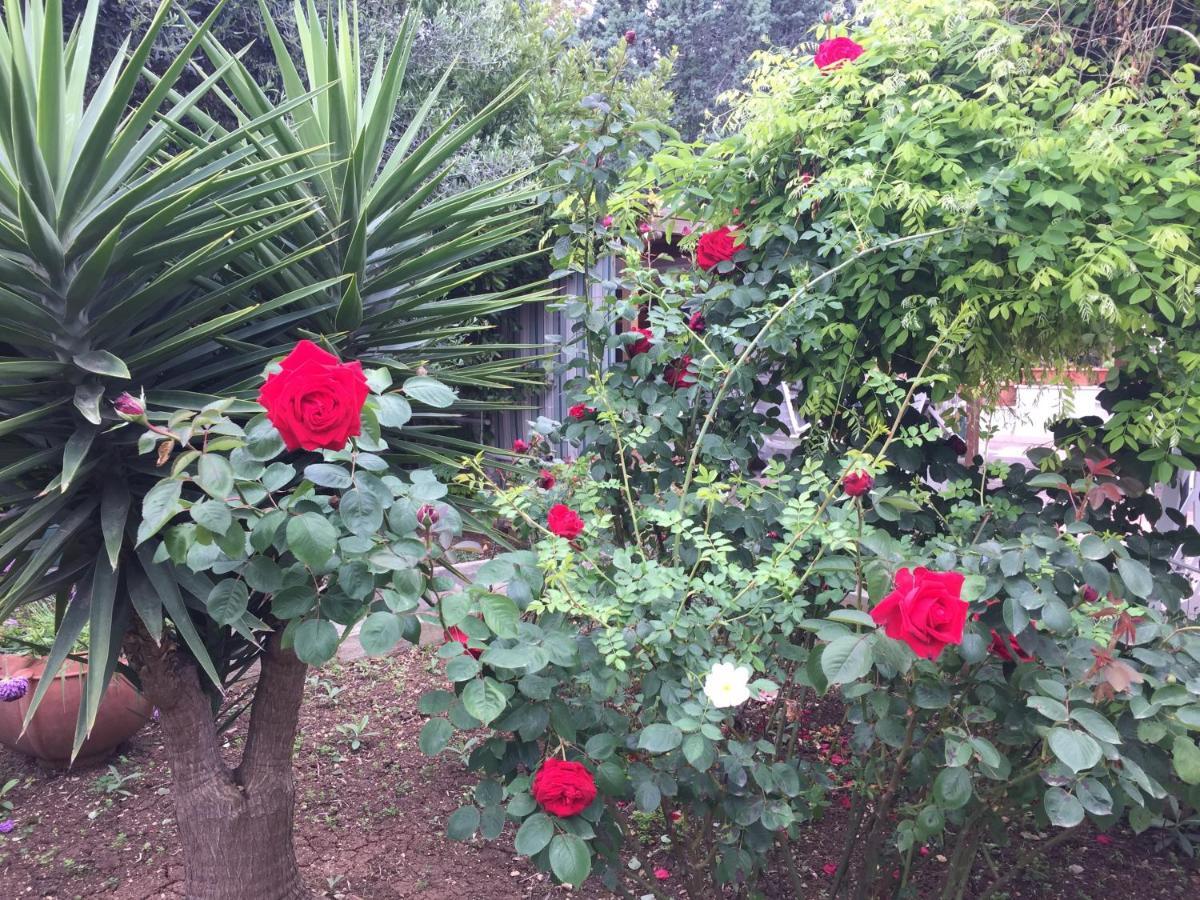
[579,0,828,137]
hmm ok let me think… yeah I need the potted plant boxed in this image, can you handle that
[0,603,152,769]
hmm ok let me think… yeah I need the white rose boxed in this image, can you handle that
[703,662,752,708]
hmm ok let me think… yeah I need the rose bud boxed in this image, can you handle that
[624,29,636,44]
[601,215,613,227]
[113,392,145,418]
[417,504,440,527]
[687,310,706,333]
[1082,585,1099,603]
[537,469,556,490]
[842,470,874,497]
[512,438,530,454]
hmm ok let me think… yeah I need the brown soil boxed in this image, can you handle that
[0,646,1195,899]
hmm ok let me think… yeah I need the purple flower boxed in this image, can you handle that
[113,392,144,417]
[152,707,161,722]
[0,677,28,703]
[0,820,13,834]
[2,618,17,628]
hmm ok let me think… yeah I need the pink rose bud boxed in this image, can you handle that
[512,438,530,454]
[639,222,651,234]
[113,392,144,417]
[624,29,636,44]
[601,215,614,227]
[417,504,440,527]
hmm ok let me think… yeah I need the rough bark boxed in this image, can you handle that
[126,628,310,900]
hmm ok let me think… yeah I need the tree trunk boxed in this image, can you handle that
[127,628,311,900]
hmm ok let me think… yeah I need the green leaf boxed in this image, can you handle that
[196,453,235,500]
[419,718,453,756]
[480,593,519,638]
[244,418,286,461]
[243,557,283,593]
[462,677,507,725]
[1027,696,1068,722]
[191,500,232,534]
[375,394,412,428]
[548,833,591,886]
[403,375,457,408]
[99,480,130,571]
[821,633,874,685]
[286,513,338,568]
[1172,736,1200,785]
[1044,787,1085,827]
[136,479,182,545]
[72,350,130,379]
[446,653,481,681]
[293,618,339,665]
[1115,557,1153,599]
[515,812,555,855]
[61,426,96,491]
[1048,728,1102,773]
[339,488,384,536]
[1069,708,1122,745]
[358,611,402,656]
[637,723,683,754]
[445,805,480,842]
[933,767,972,810]
[304,463,352,489]
[206,579,249,625]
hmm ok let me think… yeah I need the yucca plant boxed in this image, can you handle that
[0,0,547,895]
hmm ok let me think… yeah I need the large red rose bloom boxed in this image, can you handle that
[258,340,369,451]
[869,567,968,660]
[695,226,745,270]
[547,504,584,539]
[531,758,597,818]
[814,37,864,70]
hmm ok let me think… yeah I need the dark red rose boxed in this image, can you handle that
[531,758,597,818]
[624,29,636,45]
[628,327,653,356]
[568,403,595,420]
[687,310,706,333]
[814,37,864,70]
[870,567,968,660]
[988,629,1034,663]
[946,433,968,456]
[548,504,584,539]
[1082,585,1100,603]
[445,625,481,659]
[695,226,745,270]
[842,471,874,497]
[258,340,369,451]
[113,392,144,417]
[538,469,556,490]
[512,438,530,453]
[664,355,696,389]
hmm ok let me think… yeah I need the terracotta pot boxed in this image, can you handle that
[0,654,152,769]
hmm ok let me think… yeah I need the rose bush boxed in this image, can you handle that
[409,1,1200,895]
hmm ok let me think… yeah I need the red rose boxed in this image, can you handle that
[628,327,653,356]
[538,469,556,490]
[445,626,481,659]
[568,403,595,420]
[869,567,968,660]
[814,37,864,70]
[1082,585,1099,603]
[664,355,696,389]
[547,504,584,539]
[687,310,706,333]
[512,438,530,454]
[258,340,369,451]
[531,757,597,818]
[842,471,874,497]
[988,629,1034,663]
[695,226,745,270]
